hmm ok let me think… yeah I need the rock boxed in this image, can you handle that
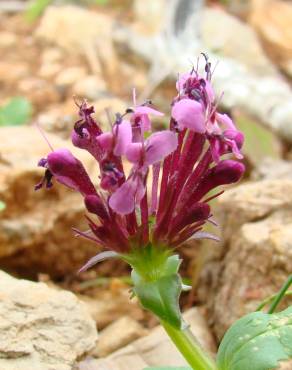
[73,75,107,100]
[37,104,77,138]
[95,316,147,357]
[0,61,29,84]
[252,158,292,180]
[198,180,292,340]
[41,48,64,64]
[18,78,60,108]
[250,0,292,77]
[80,288,146,330]
[202,7,276,75]
[55,67,87,88]
[79,308,216,370]
[36,5,119,91]
[0,270,97,370]
[114,4,292,142]
[0,126,99,277]
[39,63,62,79]
[0,31,17,48]
[133,0,165,35]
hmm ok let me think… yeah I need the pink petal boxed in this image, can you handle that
[96,132,113,151]
[145,131,178,165]
[47,149,96,196]
[172,99,206,133]
[205,80,215,102]
[109,180,136,215]
[126,142,143,164]
[114,120,132,156]
[134,106,164,117]
[176,72,191,92]
[216,113,236,131]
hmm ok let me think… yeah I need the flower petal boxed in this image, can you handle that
[47,148,96,196]
[109,180,136,214]
[114,120,132,156]
[134,106,164,117]
[145,131,178,165]
[96,132,113,152]
[216,113,236,131]
[126,142,143,164]
[172,99,206,133]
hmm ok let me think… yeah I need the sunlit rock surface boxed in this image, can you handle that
[0,126,98,277]
[199,180,292,339]
[0,270,97,370]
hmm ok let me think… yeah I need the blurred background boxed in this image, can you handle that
[0,1,292,369]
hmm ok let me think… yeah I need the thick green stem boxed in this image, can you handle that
[161,320,217,370]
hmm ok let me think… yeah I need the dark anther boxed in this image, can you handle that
[103,162,116,172]
[115,112,123,125]
[191,89,202,100]
[142,99,152,106]
[74,120,86,138]
[126,107,134,114]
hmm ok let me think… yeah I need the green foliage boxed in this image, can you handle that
[0,201,6,212]
[217,306,292,370]
[130,250,184,329]
[26,0,108,22]
[236,114,281,163]
[133,273,183,328]
[0,97,32,126]
[26,0,52,22]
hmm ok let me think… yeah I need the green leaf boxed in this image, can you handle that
[0,97,32,126]
[0,201,6,212]
[134,273,183,328]
[217,306,292,370]
[25,0,53,22]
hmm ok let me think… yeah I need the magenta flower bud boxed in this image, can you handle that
[47,149,96,196]
[193,160,245,202]
[170,203,210,236]
[84,195,109,220]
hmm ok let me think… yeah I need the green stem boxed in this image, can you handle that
[256,290,292,312]
[161,320,217,370]
[268,275,292,314]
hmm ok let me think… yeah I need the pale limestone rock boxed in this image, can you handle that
[198,180,292,340]
[202,7,276,75]
[73,75,107,101]
[250,0,292,77]
[55,67,87,87]
[36,5,119,91]
[0,126,97,277]
[0,270,97,370]
[80,290,145,330]
[79,308,216,370]
[252,158,292,181]
[95,316,147,357]
[114,3,292,142]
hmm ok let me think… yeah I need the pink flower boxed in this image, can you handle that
[36,59,245,272]
[109,131,178,214]
[131,105,163,132]
[171,99,206,133]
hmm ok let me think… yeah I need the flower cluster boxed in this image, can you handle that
[36,61,245,268]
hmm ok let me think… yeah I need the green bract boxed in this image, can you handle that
[129,246,185,329]
[217,306,292,370]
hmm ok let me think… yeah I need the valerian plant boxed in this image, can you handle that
[36,57,292,370]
